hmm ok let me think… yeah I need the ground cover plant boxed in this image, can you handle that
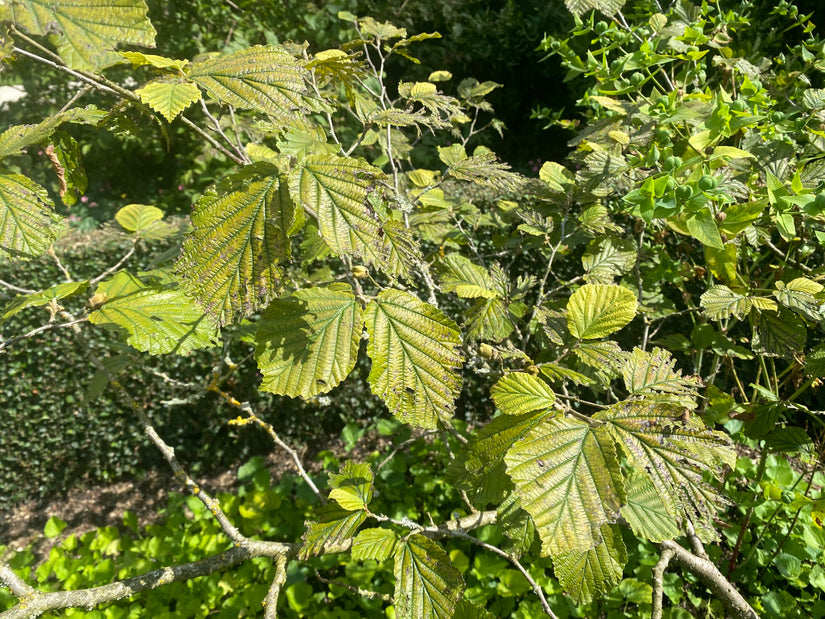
[1,0,824,617]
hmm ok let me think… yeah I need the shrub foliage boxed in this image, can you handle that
[1,0,824,617]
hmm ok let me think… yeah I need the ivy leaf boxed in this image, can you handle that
[135,80,201,122]
[365,289,463,429]
[289,154,388,269]
[595,400,735,540]
[439,253,498,299]
[553,524,627,605]
[328,462,373,512]
[774,278,824,322]
[622,347,702,403]
[393,534,464,619]
[0,0,156,71]
[491,372,556,416]
[504,416,624,555]
[567,283,637,340]
[620,469,680,542]
[0,170,62,261]
[89,271,218,355]
[352,528,398,562]
[581,236,636,284]
[188,45,314,121]
[254,284,363,399]
[0,281,88,324]
[177,163,292,325]
[300,503,366,559]
[451,409,554,507]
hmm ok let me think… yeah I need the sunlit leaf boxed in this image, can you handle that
[328,461,373,511]
[491,372,556,416]
[622,347,702,402]
[0,170,62,261]
[595,400,735,540]
[254,284,363,399]
[553,524,626,604]
[289,154,388,269]
[581,236,636,284]
[300,503,366,559]
[439,253,498,299]
[753,309,806,359]
[0,0,156,71]
[177,163,291,325]
[620,469,680,542]
[89,271,218,355]
[352,528,397,562]
[700,285,752,321]
[464,297,515,342]
[135,80,201,122]
[365,289,463,429]
[774,278,824,322]
[504,416,624,555]
[189,45,314,120]
[567,284,637,339]
[0,281,88,324]
[564,0,626,18]
[394,534,464,619]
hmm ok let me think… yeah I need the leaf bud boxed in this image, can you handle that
[88,292,108,310]
[478,343,496,359]
[351,265,369,279]
[526,364,540,376]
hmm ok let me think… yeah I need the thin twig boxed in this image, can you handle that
[263,554,288,619]
[0,318,88,353]
[651,546,675,619]
[0,278,36,294]
[89,240,138,285]
[314,569,391,601]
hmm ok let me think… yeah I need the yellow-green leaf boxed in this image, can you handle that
[553,524,627,604]
[177,163,292,325]
[115,203,163,232]
[121,51,187,72]
[439,253,498,299]
[1,281,88,324]
[300,503,366,560]
[567,284,637,340]
[504,416,624,555]
[0,0,156,71]
[255,284,363,400]
[620,469,680,542]
[89,271,218,355]
[189,45,313,121]
[365,289,463,429]
[491,372,556,416]
[394,535,464,619]
[0,170,62,261]
[135,80,201,122]
[289,154,389,269]
[352,528,397,562]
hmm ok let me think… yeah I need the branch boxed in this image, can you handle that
[651,545,675,619]
[660,540,758,619]
[263,554,288,619]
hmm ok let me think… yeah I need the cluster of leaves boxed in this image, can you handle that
[1,0,824,617]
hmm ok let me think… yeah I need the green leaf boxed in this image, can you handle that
[574,340,628,379]
[497,494,536,557]
[365,289,463,429]
[0,170,62,261]
[774,278,824,322]
[328,462,373,511]
[300,503,366,559]
[595,400,735,540]
[177,163,292,325]
[564,0,627,17]
[685,207,724,249]
[289,154,388,269]
[1,281,88,324]
[452,409,554,507]
[504,416,624,555]
[43,516,67,538]
[49,130,87,207]
[620,469,680,542]
[393,534,464,619]
[622,347,702,403]
[539,161,575,193]
[700,285,753,321]
[121,51,187,72]
[581,236,636,284]
[115,203,163,233]
[0,0,156,71]
[135,80,201,122]
[439,254,498,299]
[255,284,363,399]
[352,528,398,562]
[567,284,637,340]
[189,45,313,121]
[464,297,515,342]
[491,372,556,416]
[753,309,806,359]
[553,524,627,605]
[381,214,423,281]
[441,146,523,191]
[0,108,106,161]
[89,271,218,355]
